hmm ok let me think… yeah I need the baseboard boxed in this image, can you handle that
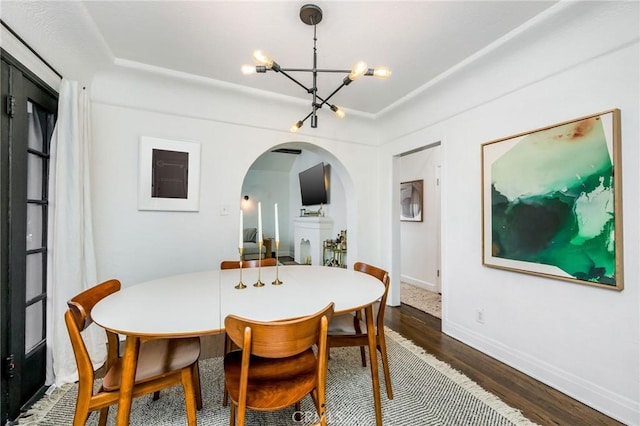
[400,274,439,293]
[442,321,639,425]
[277,250,292,258]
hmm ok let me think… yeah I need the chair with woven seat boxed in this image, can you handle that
[223,303,334,426]
[326,261,393,399]
[64,279,203,426]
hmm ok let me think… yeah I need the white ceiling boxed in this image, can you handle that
[76,1,558,117]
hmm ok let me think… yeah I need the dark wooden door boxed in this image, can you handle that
[1,51,58,423]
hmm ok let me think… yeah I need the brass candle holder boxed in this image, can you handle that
[254,240,265,287]
[235,247,246,289]
[272,240,283,285]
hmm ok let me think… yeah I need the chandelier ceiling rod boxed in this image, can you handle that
[242,4,391,132]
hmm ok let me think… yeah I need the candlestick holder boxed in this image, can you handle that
[235,248,246,289]
[272,241,283,285]
[254,241,265,287]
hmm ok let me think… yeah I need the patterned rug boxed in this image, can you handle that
[17,329,536,426]
[401,282,442,319]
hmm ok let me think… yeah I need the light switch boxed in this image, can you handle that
[220,205,230,216]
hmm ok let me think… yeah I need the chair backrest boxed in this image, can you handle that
[220,258,277,269]
[225,303,334,359]
[353,262,390,329]
[64,279,121,394]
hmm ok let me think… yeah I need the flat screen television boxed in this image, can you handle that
[299,162,328,206]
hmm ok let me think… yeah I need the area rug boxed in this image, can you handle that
[18,329,536,426]
[401,282,441,319]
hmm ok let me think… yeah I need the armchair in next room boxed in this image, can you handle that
[241,228,271,260]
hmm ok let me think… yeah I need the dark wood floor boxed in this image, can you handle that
[384,303,622,426]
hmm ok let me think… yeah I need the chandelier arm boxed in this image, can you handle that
[279,68,351,73]
[311,23,318,128]
[300,110,314,124]
[278,69,313,93]
[315,82,347,109]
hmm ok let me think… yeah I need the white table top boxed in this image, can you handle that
[92,265,384,338]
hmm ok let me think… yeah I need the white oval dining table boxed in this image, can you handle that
[92,265,386,426]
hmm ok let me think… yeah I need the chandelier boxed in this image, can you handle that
[241,4,391,132]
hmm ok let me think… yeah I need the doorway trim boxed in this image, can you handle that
[389,141,443,309]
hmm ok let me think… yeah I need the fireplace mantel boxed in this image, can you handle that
[294,216,333,265]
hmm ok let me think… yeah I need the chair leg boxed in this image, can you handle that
[97,407,109,426]
[72,388,91,426]
[377,334,393,399]
[237,400,246,426]
[73,409,90,426]
[181,367,198,426]
[359,346,367,367]
[294,401,302,421]
[152,391,160,401]
[192,361,203,410]
[223,333,232,406]
[229,402,236,426]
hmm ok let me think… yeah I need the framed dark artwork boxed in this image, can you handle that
[138,136,201,211]
[400,180,423,222]
[481,109,623,290]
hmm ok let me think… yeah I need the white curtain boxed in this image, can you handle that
[46,80,106,387]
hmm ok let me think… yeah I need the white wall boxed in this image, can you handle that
[89,68,381,286]
[241,168,290,255]
[381,2,639,424]
[400,145,441,292]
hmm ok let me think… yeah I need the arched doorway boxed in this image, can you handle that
[240,142,358,267]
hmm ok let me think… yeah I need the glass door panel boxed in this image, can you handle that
[25,253,43,301]
[26,204,43,251]
[26,154,43,200]
[24,301,44,353]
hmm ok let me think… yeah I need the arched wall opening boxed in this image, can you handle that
[240,141,358,266]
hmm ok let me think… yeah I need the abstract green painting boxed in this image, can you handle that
[482,109,623,290]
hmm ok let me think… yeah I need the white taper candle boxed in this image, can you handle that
[274,203,279,243]
[239,209,243,250]
[257,202,263,244]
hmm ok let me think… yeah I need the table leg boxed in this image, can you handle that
[116,335,140,425]
[365,305,383,426]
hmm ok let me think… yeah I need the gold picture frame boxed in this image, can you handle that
[481,109,623,290]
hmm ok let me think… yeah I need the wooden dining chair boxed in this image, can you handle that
[64,279,203,426]
[220,256,277,405]
[223,303,334,426]
[220,257,277,269]
[326,262,393,399]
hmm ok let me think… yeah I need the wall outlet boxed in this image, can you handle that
[475,308,485,324]
[220,205,229,216]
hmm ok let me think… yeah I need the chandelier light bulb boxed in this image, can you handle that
[348,61,368,81]
[252,50,274,68]
[241,64,256,75]
[290,121,303,133]
[373,67,392,79]
[331,105,346,118]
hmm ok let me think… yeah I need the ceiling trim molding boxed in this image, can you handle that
[375,0,573,119]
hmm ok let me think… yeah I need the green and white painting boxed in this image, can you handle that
[481,110,623,290]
